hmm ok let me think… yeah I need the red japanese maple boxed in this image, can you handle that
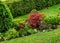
[27,12,42,28]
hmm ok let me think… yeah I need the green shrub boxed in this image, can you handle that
[0,33,3,41]
[18,28,28,37]
[25,23,36,35]
[15,23,28,36]
[7,0,36,17]
[39,15,58,30]
[7,0,60,17]
[17,23,35,36]
[43,15,58,25]
[34,0,45,10]
[31,9,38,13]
[0,1,13,32]
[27,29,35,34]
[58,16,60,22]
[12,22,18,28]
[3,28,19,40]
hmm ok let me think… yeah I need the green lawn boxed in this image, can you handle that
[1,4,60,43]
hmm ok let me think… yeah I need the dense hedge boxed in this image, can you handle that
[7,0,36,17]
[7,0,60,17]
[0,1,13,32]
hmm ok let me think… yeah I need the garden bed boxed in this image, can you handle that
[0,3,60,43]
[0,26,60,43]
[0,1,60,43]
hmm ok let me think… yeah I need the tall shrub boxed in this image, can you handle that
[0,1,13,32]
[7,0,60,17]
[8,0,36,17]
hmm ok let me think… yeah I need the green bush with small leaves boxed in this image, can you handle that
[18,28,28,37]
[0,1,13,32]
[43,15,58,25]
[3,28,19,40]
[7,0,36,17]
[7,0,60,17]
[27,29,35,34]
[0,33,3,40]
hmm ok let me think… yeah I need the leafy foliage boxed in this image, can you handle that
[16,23,25,31]
[3,28,19,40]
[0,1,13,32]
[0,33,3,41]
[27,29,35,34]
[43,15,58,25]
[18,28,28,37]
[7,0,36,17]
[27,12,42,28]
[7,0,60,17]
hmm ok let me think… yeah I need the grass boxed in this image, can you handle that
[1,4,60,43]
[40,4,60,15]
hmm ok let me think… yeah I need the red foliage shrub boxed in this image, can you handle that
[16,23,25,30]
[27,12,42,28]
